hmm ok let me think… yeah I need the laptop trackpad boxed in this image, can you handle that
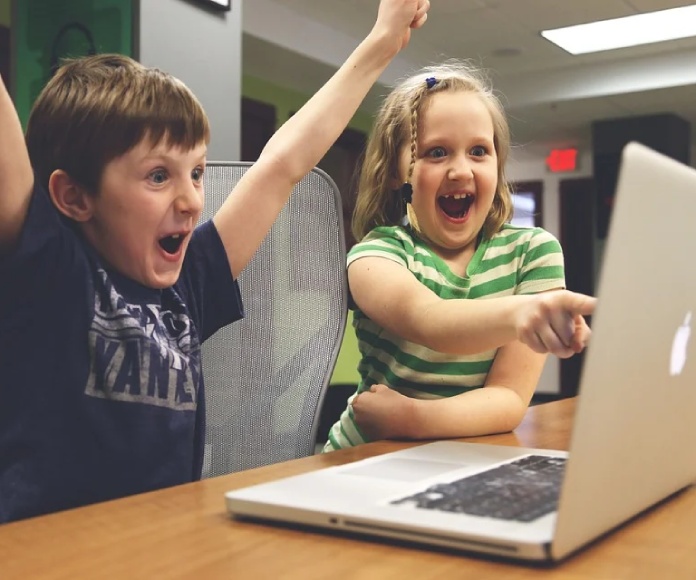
[340,458,464,482]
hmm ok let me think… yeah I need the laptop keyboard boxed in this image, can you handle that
[390,455,567,522]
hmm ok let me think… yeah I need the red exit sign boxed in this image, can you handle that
[546,148,578,172]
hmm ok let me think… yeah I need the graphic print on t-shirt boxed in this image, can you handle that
[84,269,200,411]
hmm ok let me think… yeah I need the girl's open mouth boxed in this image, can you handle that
[438,194,474,219]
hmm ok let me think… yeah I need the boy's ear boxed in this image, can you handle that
[48,170,94,222]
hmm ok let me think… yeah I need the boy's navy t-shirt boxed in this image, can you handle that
[0,182,243,523]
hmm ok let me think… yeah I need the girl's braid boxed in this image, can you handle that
[401,77,437,204]
[406,86,426,185]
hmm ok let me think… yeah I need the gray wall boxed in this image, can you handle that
[137,0,242,161]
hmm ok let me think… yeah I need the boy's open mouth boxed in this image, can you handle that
[158,233,185,255]
[438,193,474,219]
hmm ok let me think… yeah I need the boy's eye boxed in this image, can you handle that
[192,167,204,182]
[150,169,167,184]
[471,145,488,157]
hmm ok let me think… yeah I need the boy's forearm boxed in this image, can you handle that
[0,75,34,251]
[210,29,400,278]
[256,29,398,185]
[212,1,427,278]
[405,387,528,440]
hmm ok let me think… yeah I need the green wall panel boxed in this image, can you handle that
[15,0,133,128]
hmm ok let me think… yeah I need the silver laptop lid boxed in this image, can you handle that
[552,142,696,559]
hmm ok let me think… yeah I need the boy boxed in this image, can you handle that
[0,0,430,523]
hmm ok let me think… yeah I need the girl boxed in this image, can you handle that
[324,61,595,451]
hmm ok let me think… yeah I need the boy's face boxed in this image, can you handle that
[81,138,207,289]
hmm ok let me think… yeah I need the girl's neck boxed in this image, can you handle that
[405,205,484,277]
[434,244,478,278]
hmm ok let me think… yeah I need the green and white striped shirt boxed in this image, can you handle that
[323,224,565,452]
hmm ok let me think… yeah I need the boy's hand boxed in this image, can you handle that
[515,291,596,358]
[351,384,414,441]
[374,0,430,53]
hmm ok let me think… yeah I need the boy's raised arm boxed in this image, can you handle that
[0,75,34,253]
[213,0,429,278]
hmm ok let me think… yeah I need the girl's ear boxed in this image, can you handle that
[48,170,94,222]
[388,165,403,191]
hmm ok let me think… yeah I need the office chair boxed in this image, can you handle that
[199,162,348,476]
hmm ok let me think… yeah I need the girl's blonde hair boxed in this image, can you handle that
[352,60,513,242]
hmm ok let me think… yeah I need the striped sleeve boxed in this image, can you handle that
[347,227,410,269]
[517,228,566,294]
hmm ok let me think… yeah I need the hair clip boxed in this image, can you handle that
[425,77,437,89]
[400,183,413,204]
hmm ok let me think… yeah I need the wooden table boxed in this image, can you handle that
[2,398,695,579]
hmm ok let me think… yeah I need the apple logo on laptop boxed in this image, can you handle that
[670,311,692,376]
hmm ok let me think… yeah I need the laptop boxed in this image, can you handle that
[225,142,696,562]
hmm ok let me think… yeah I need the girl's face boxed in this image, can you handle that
[397,90,498,263]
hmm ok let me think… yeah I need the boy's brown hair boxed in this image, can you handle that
[25,53,210,196]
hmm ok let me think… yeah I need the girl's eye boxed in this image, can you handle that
[471,145,488,157]
[192,167,204,182]
[427,147,447,159]
[150,169,167,184]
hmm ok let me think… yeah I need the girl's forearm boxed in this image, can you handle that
[405,386,528,440]
[413,295,531,355]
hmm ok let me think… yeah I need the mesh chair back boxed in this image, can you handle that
[199,162,348,477]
